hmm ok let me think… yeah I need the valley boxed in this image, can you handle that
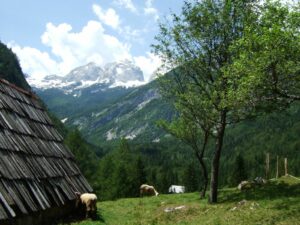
[33,62,174,145]
[34,61,300,197]
[1,0,300,224]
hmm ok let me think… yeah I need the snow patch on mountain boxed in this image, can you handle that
[27,76,74,89]
[152,138,160,143]
[137,99,151,111]
[73,80,101,90]
[109,80,147,88]
[122,125,148,140]
[61,118,68,123]
[125,134,137,140]
[106,129,117,141]
[73,90,82,98]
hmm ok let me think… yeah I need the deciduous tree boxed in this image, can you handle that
[153,0,255,203]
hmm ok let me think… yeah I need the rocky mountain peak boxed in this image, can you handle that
[64,62,104,82]
[28,60,146,90]
[104,60,144,83]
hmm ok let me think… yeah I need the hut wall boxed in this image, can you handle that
[1,200,77,225]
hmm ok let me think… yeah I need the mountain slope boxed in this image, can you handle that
[35,79,175,144]
[36,84,134,119]
[77,81,175,144]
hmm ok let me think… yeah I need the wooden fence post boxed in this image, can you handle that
[276,155,279,179]
[284,158,288,176]
[265,153,270,179]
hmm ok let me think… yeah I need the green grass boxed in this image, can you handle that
[59,176,300,225]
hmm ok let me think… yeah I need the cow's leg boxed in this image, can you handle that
[86,199,92,218]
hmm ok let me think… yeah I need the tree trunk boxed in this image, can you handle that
[265,153,270,179]
[195,150,208,199]
[195,131,209,199]
[209,110,227,203]
[199,158,208,198]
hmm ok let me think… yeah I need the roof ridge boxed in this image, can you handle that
[0,78,38,100]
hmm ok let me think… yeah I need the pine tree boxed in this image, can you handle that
[183,163,199,192]
[64,129,99,185]
[229,154,248,186]
[113,164,130,199]
[135,156,147,186]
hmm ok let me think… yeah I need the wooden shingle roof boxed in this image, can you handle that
[0,79,92,221]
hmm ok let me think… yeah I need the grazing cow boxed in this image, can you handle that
[168,185,185,194]
[75,192,97,218]
[140,184,159,197]
[253,177,267,185]
[237,181,254,191]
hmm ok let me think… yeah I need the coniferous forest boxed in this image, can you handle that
[0,41,30,90]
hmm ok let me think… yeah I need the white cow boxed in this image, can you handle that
[168,185,185,193]
[75,192,97,218]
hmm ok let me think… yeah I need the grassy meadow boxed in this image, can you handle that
[59,176,300,225]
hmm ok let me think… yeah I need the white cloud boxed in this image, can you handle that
[41,21,132,73]
[11,20,132,80]
[134,52,162,82]
[144,0,159,21]
[114,0,137,13]
[119,25,146,44]
[7,3,163,84]
[92,4,120,29]
[8,43,60,80]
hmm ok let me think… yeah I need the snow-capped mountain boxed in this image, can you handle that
[31,60,173,144]
[29,60,146,90]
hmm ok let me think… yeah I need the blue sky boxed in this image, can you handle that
[0,0,183,82]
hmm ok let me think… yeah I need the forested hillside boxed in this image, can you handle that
[92,102,300,200]
[220,103,300,186]
[0,41,30,90]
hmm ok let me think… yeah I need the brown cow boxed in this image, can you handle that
[140,184,159,197]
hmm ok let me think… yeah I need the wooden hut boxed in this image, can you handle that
[0,79,93,224]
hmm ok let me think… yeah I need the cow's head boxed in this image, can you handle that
[75,192,82,207]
